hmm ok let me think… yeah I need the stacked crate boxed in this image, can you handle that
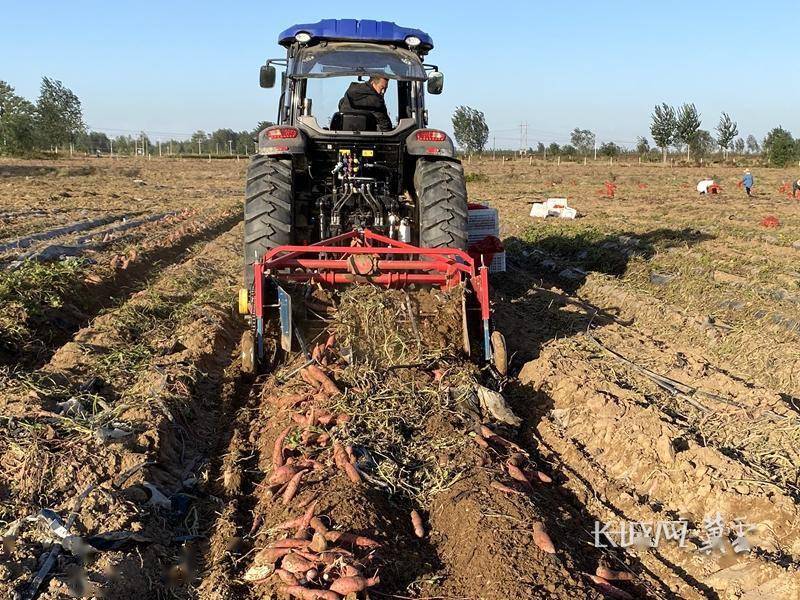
[467,205,505,273]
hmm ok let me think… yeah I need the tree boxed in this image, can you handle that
[569,128,595,156]
[451,106,489,153]
[536,142,545,154]
[650,103,676,163]
[746,134,760,154]
[635,136,650,154]
[0,81,39,154]
[676,103,701,160]
[763,127,795,166]
[37,77,85,149]
[690,130,716,159]
[560,144,577,157]
[547,142,560,156]
[733,138,745,155]
[598,141,621,157]
[715,112,738,158]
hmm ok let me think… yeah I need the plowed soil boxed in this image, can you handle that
[1,156,798,600]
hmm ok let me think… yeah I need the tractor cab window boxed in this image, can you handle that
[301,77,405,130]
[293,42,426,80]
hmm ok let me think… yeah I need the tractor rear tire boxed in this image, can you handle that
[243,155,293,288]
[414,159,468,250]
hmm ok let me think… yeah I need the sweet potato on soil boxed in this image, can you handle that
[280,585,342,600]
[253,546,292,565]
[329,575,380,594]
[306,364,340,396]
[282,470,308,505]
[490,481,523,495]
[333,443,361,484]
[596,566,634,582]
[268,538,312,549]
[281,552,318,574]
[274,568,300,585]
[585,574,634,599]
[535,470,553,483]
[273,425,294,468]
[324,531,380,549]
[472,434,490,449]
[505,462,532,488]
[480,425,526,454]
[270,464,301,485]
[532,522,556,554]
[309,531,328,553]
[410,510,425,538]
[310,517,329,534]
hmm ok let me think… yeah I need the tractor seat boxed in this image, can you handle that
[330,111,378,132]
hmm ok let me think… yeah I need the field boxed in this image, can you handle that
[0,156,798,600]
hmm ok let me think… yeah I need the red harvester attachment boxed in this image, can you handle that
[239,229,496,374]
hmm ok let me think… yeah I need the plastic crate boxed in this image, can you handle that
[467,207,499,233]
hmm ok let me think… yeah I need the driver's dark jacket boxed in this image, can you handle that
[338,82,392,131]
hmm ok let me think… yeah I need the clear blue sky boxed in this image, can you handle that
[2,1,797,148]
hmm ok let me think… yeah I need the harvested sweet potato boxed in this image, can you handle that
[532,522,555,554]
[324,531,380,549]
[596,566,634,582]
[310,517,329,534]
[273,425,294,469]
[505,462,532,487]
[333,443,361,484]
[410,510,425,538]
[252,546,291,565]
[306,364,340,396]
[585,574,633,599]
[309,531,328,553]
[280,585,342,600]
[282,469,308,505]
[281,552,318,574]
[490,481,523,495]
[268,538,311,549]
[329,575,380,594]
[274,568,300,585]
[269,464,300,485]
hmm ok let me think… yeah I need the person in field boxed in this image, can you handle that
[338,76,392,131]
[741,170,754,197]
[697,177,717,195]
[793,178,800,199]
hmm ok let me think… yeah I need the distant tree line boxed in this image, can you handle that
[0,78,271,157]
[648,102,799,166]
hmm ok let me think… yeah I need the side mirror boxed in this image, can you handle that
[427,71,444,95]
[260,64,276,88]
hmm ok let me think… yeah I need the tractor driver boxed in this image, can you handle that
[338,76,392,132]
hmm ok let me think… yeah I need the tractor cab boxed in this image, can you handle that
[260,19,443,135]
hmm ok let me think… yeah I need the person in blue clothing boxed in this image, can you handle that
[741,170,754,197]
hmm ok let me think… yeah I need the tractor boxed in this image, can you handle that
[240,19,504,374]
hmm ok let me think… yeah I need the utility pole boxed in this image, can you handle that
[109,138,113,158]
[198,140,201,155]
[228,140,233,154]
[158,139,162,157]
[594,142,597,160]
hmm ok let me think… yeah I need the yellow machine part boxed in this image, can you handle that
[238,288,249,315]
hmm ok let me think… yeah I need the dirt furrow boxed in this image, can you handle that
[0,223,243,599]
[1,206,241,370]
[514,337,800,599]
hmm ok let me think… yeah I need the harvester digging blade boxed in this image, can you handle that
[277,284,292,352]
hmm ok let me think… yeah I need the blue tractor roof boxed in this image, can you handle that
[279,19,433,51]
